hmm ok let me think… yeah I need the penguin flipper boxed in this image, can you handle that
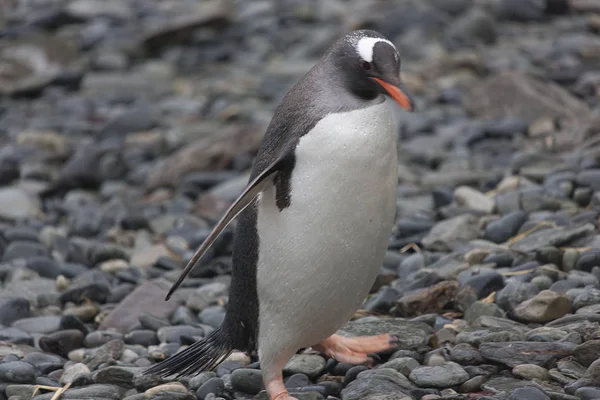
[164,157,284,300]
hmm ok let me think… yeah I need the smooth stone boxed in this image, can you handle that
[138,313,170,332]
[39,330,85,358]
[124,330,159,347]
[508,386,550,400]
[513,290,572,323]
[195,377,226,398]
[11,316,61,334]
[409,361,469,388]
[460,375,487,393]
[84,330,123,347]
[156,326,204,343]
[185,282,229,312]
[379,357,420,376]
[3,241,49,262]
[0,361,39,383]
[479,341,575,368]
[23,353,63,375]
[576,251,600,272]
[0,325,33,345]
[496,280,540,311]
[449,343,485,365]
[484,211,527,243]
[283,355,326,379]
[341,368,414,400]
[231,368,264,394]
[460,271,505,299]
[0,297,31,326]
[512,364,550,381]
[574,386,600,400]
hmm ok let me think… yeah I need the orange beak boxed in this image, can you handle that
[372,77,415,112]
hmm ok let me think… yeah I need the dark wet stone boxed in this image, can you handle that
[39,329,85,358]
[285,373,310,389]
[460,271,505,299]
[24,352,64,374]
[479,341,575,368]
[343,365,368,386]
[496,280,539,311]
[0,297,30,325]
[432,187,454,209]
[3,241,49,261]
[196,377,226,398]
[25,257,62,278]
[577,169,600,191]
[60,314,90,335]
[364,286,400,313]
[576,251,600,272]
[483,252,514,268]
[0,361,39,383]
[484,211,527,243]
[124,330,159,347]
[59,281,111,304]
[449,343,485,365]
[230,368,263,394]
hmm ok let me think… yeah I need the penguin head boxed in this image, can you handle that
[332,30,415,112]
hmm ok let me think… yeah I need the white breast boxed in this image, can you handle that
[255,100,398,360]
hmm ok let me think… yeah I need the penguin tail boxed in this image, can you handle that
[144,326,234,378]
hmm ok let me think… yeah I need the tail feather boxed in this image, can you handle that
[144,326,233,378]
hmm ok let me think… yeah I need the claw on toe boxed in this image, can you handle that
[312,333,399,365]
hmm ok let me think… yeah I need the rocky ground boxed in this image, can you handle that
[2,0,600,399]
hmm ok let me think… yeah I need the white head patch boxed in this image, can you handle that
[355,37,397,63]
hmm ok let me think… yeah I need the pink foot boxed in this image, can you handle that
[312,333,398,364]
[266,376,299,400]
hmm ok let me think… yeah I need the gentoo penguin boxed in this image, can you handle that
[145,29,415,400]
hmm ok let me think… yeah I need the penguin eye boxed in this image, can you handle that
[362,61,372,71]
